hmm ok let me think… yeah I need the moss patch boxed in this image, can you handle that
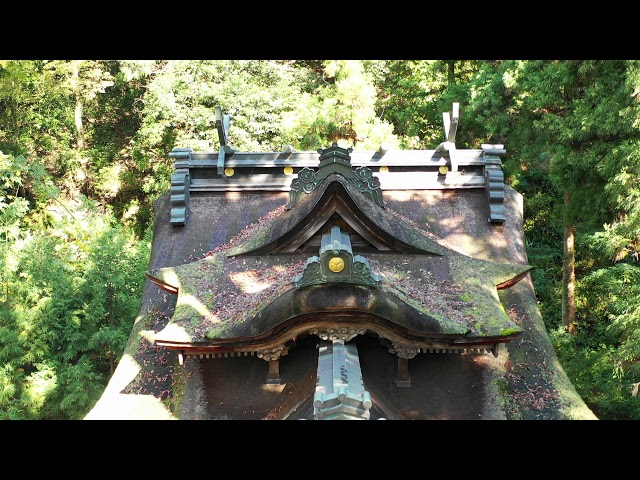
[369,257,470,334]
[152,253,305,341]
[448,255,527,337]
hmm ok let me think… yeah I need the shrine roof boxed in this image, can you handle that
[147,167,531,348]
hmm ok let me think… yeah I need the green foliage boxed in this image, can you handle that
[133,60,304,153]
[587,140,640,262]
[458,60,632,229]
[46,357,105,419]
[518,169,563,246]
[86,62,147,207]
[527,244,563,330]
[0,61,76,174]
[552,328,640,420]
[577,264,640,355]
[285,60,398,150]
[372,60,461,148]
[541,247,640,420]
[0,193,150,419]
[1,152,31,303]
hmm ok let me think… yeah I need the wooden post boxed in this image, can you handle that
[395,357,411,387]
[267,359,281,384]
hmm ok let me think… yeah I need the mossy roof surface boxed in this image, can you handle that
[148,174,531,345]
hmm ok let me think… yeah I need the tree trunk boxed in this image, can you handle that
[75,97,84,151]
[70,61,89,194]
[71,61,85,151]
[447,61,455,84]
[562,190,576,333]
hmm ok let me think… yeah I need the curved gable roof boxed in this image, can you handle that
[225,174,450,256]
[147,167,531,349]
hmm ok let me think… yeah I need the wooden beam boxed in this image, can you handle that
[215,107,228,147]
[448,102,459,142]
[188,148,491,167]
[443,111,451,140]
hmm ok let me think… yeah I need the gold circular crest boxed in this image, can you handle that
[224,167,235,177]
[283,166,294,175]
[379,166,389,173]
[328,257,345,273]
[438,165,449,175]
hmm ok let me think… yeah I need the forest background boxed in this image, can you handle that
[1,60,639,420]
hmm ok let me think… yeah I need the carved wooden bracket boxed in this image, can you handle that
[169,148,191,226]
[256,344,287,362]
[308,327,367,342]
[392,343,419,360]
[483,144,507,224]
